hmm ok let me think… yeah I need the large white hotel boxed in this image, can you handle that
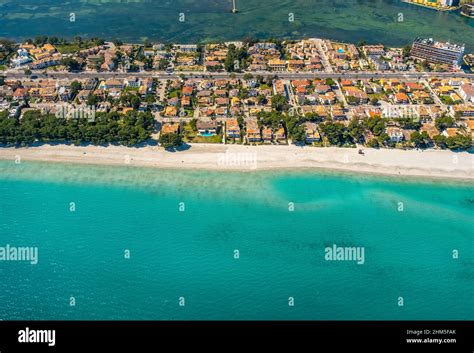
[410,37,465,70]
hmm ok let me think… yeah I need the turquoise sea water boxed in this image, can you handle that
[0,0,473,50]
[0,160,473,320]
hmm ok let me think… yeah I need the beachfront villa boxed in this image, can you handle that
[226,119,241,139]
[197,120,218,136]
[161,123,180,135]
[304,122,321,144]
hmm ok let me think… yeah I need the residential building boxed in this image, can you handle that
[226,118,241,139]
[268,59,287,72]
[246,119,261,142]
[161,123,180,135]
[386,127,404,142]
[410,38,465,69]
[196,120,218,136]
[274,127,286,143]
[420,123,440,139]
[99,79,124,90]
[125,77,141,88]
[304,122,321,143]
[459,84,474,103]
[173,44,198,53]
[450,104,474,118]
[368,55,389,71]
[442,127,462,138]
[394,92,410,104]
[362,45,385,57]
[261,127,273,143]
[344,87,369,104]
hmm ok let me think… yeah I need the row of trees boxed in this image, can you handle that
[254,111,472,150]
[159,132,182,149]
[0,39,15,63]
[25,36,105,47]
[0,110,155,146]
[224,44,249,72]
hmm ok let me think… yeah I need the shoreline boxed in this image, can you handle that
[0,144,472,182]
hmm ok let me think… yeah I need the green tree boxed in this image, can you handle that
[325,78,335,86]
[190,119,197,131]
[421,60,431,71]
[366,116,386,136]
[257,94,267,105]
[402,45,412,58]
[224,44,248,72]
[320,122,353,146]
[396,117,421,130]
[0,110,154,146]
[271,94,289,112]
[367,138,379,148]
[86,94,99,106]
[243,73,254,80]
[290,124,306,144]
[410,131,430,148]
[159,132,182,149]
[61,57,81,71]
[377,132,390,146]
[435,115,455,131]
[158,59,169,70]
[70,81,82,94]
[446,134,471,150]
[144,94,156,104]
[433,134,447,148]
[348,118,366,144]
[34,36,48,46]
[370,97,379,105]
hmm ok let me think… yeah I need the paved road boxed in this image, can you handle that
[4,70,474,81]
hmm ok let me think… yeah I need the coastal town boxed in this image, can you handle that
[0,36,473,151]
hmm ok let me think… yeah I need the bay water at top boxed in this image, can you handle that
[0,0,473,50]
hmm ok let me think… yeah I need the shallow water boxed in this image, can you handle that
[0,160,472,320]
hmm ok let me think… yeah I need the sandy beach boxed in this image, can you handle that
[0,144,472,180]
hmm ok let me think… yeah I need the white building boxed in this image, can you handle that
[459,84,474,103]
[386,127,404,142]
[11,49,31,67]
[173,44,198,53]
